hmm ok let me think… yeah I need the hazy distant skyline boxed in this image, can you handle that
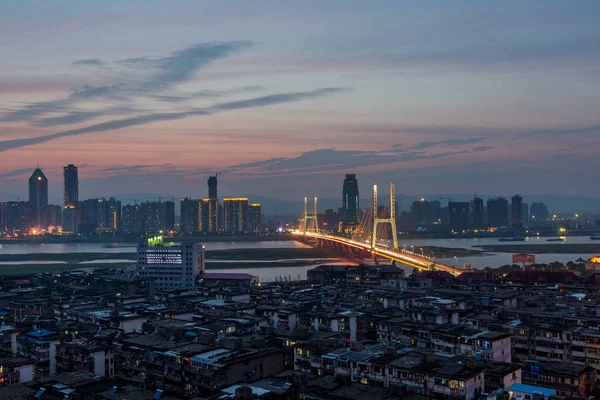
[1,1,600,201]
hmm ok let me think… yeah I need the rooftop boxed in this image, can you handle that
[509,383,557,397]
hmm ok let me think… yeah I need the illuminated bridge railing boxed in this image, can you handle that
[293,230,462,276]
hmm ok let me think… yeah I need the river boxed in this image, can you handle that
[0,238,596,280]
[383,236,599,269]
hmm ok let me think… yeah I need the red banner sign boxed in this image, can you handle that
[513,254,536,263]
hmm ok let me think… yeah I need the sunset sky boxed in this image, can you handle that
[1,1,599,203]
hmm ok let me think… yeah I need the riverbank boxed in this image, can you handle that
[0,258,341,277]
[0,247,337,263]
[420,246,486,257]
[474,244,600,254]
[0,234,296,245]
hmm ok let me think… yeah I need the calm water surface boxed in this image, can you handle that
[0,238,596,280]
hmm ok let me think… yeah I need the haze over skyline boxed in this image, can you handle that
[1,1,600,202]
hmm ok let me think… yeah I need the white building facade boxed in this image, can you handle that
[137,237,205,290]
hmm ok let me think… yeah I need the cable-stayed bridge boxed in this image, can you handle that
[295,183,463,276]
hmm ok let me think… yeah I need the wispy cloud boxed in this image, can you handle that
[99,164,173,173]
[0,167,36,179]
[32,106,138,127]
[1,41,256,127]
[211,88,349,111]
[410,137,487,150]
[0,88,348,153]
[224,147,468,176]
[73,58,103,67]
[154,86,264,103]
[121,41,253,91]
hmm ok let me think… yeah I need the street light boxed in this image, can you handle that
[454,256,458,268]
[411,245,415,253]
[420,248,424,257]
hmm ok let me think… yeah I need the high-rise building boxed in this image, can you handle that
[200,198,219,233]
[223,198,249,233]
[80,199,99,233]
[522,203,529,226]
[6,201,29,233]
[511,195,523,229]
[487,197,509,228]
[411,199,430,224]
[472,196,484,229]
[96,198,108,229]
[141,201,175,234]
[47,205,62,228]
[0,202,6,232]
[137,236,205,290]
[105,197,122,230]
[449,201,470,232]
[62,164,79,234]
[323,207,338,230]
[180,198,201,234]
[429,200,441,223]
[122,204,142,234]
[248,204,262,232]
[342,174,359,225]
[530,202,549,222]
[63,164,78,207]
[82,197,122,230]
[29,168,48,232]
[208,176,218,199]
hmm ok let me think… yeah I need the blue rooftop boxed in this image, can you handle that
[509,384,556,397]
[26,329,57,338]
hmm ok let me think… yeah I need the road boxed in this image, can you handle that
[294,231,462,276]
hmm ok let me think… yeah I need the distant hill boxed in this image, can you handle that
[253,193,600,216]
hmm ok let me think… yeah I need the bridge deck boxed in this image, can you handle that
[294,231,462,276]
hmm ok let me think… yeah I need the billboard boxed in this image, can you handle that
[513,253,536,263]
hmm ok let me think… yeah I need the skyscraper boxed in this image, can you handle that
[6,201,29,233]
[511,194,523,229]
[180,198,201,234]
[208,176,218,199]
[522,203,529,226]
[448,201,470,232]
[62,164,79,234]
[141,201,175,234]
[64,164,78,206]
[0,202,6,232]
[342,174,359,225]
[47,205,62,227]
[248,204,262,232]
[122,204,142,234]
[223,198,249,233]
[200,198,220,233]
[105,197,122,230]
[530,202,548,222]
[429,200,441,223]
[487,197,509,228]
[411,199,430,224]
[29,168,48,232]
[472,196,484,229]
[80,199,99,233]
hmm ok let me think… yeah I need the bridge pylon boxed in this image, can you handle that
[371,183,399,251]
[303,196,319,233]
